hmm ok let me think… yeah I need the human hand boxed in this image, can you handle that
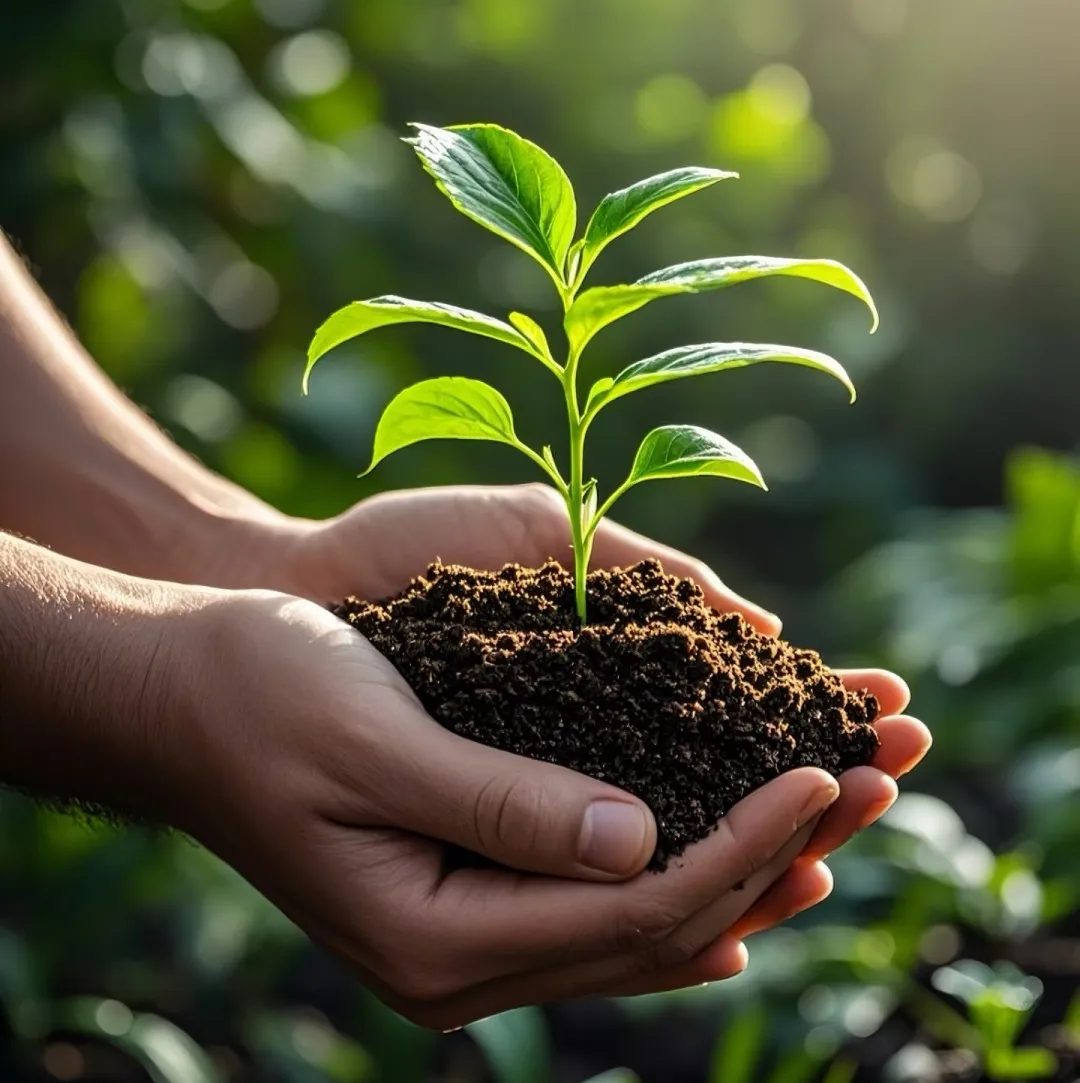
[167,587,845,1027]
[258,482,931,919]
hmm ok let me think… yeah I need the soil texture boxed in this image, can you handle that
[334,559,880,869]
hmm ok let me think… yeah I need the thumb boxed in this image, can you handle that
[385,725,657,881]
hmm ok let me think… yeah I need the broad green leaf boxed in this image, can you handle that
[508,311,557,368]
[466,1007,550,1083]
[364,377,520,474]
[565,256,878,354]
[582,1073,639,1083]
[587,342,855,413]
[305,296,536,391]
[626,425,766,490]
[579,167,737,279]
[407,123,576,284]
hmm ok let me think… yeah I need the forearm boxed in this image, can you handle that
[0,236,291,584]
[0,531,202,818]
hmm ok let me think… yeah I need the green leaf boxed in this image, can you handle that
[508,311,557,370]
[579,167,737,279]
[364,377,520,474]
[582,1073,639,1083]
[407,123,576,284]
[587,342,855,414]
[305,296,537,391]
[626,425,766,490]
[466,1007,550,1083]
[565,255,878,354]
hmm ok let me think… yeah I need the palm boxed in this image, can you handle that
[292,483,929,943]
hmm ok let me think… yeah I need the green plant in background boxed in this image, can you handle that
[708,1003,853,1083]
[304,123,877,621]
[930,960,1058,1080]
[466,1006,637,1083]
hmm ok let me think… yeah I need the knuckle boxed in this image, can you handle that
[650,930,704,970]
[615,901,684,956]
[472,774,542,856]
[715,816,769,888]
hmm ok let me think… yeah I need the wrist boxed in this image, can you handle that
[0,533,218,823]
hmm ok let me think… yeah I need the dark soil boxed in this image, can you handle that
[334,559,880,869]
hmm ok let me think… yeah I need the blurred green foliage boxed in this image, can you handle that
[2,0,1080,1080]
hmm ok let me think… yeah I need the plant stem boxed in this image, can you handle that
[564,351,588,623]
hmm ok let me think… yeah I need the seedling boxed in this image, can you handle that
[931,960,1058,1079]
[304,123,878,622]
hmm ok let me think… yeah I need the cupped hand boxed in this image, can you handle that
[220,482,929,1000]
[170,589,842,1028]
[286,483,930,879]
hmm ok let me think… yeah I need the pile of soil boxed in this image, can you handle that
[334,559,880,869]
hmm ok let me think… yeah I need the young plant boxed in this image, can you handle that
[304,123,878,622]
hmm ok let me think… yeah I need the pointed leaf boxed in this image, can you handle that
[407,123,576,283]
[305,296,536,390]
[508,311,556,368]
[566,256,878,354]
[364,377,520,473]
[579,167,737,278]
[626,425,766,490]
[587,342,855,413]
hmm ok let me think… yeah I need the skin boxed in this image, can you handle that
[0,235,930,1027]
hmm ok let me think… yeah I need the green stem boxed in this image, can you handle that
[564,361,588,623]
[587,480,631,538]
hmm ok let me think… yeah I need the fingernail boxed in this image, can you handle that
[796,783,840,830]
[579,800,651,875]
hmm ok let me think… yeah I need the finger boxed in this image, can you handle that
[778,716,925,865]
[594,936,748,999]
[408,822,818,1027]
[423,768,839,981]
[800,766,898,861]
[731,860,834,939]
[387,936,752,1030]
[375,719,657,882]
[588,517,782,636]
[869,715,932,778]
[785,717,925,863]
[836,669,911,717]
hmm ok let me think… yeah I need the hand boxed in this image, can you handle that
[204,483,929,997]
[259,482,931,915]
[170,587,845,1028]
